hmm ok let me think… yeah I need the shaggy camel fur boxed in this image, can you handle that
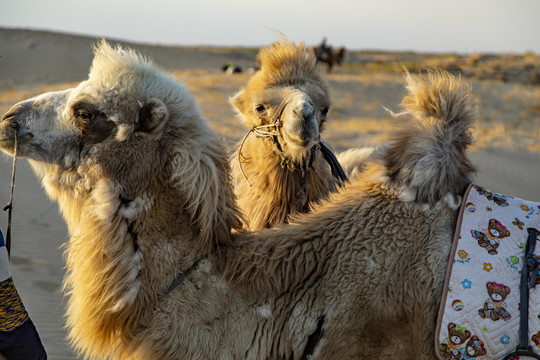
[0,42,476,359]
[231,40,345,230]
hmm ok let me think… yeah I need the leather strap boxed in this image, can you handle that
[502,227,540,360]
[164,257,203,295]
[319,141,348,185]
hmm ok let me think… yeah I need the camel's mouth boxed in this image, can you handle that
[293,139,313,147]
[281,117,320,153]
[0,113,33,155]
[277,131,320,166]
[0,138,17,156]
[0,118,17,152]
[282,132,318,150]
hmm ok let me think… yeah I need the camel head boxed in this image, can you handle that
[231,40,331,166]
[1,42,175,192]
[0,40,241,254]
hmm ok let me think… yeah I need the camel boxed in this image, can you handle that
[231,40,347,230]
[0,41,476,359]
[311,38,347,73]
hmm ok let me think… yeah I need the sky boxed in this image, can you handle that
[1,0,539,54]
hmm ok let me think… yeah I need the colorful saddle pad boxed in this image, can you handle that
[436,184,540,360]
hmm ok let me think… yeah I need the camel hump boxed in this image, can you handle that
[401,69,477,128]
[385,69,477,206]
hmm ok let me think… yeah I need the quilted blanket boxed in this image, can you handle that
[436,184,540,360]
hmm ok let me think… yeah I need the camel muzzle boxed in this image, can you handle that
[0,101,36,149]
[281,96,319,149]
[0,113,19,152]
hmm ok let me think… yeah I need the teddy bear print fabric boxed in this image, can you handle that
[436,184,540,359]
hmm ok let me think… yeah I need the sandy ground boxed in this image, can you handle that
[0,28,538,359]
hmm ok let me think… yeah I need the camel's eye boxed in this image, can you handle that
[76,109,94,121]
[321,106,330,117]
[254,104,266,114]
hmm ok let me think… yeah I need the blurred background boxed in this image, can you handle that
[2,0,539,53]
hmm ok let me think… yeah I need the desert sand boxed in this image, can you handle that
[0,28,538,359]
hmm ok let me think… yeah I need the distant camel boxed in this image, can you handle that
[0,41,476,359]
[231,40,347,230]
[311,38,347,73]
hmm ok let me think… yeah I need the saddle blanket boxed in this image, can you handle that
[436,184,540,360]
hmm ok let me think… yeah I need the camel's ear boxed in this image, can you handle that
[137,98,169,135]
[230,90,247,114]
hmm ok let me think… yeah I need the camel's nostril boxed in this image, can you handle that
[292,105,315,122]
[2,109,19,123]
[303,107,314,120]
[0,112,20,131]
[2,103,28,123]
[299,102,315,121]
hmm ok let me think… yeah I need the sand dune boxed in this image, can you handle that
[0,28,538,359]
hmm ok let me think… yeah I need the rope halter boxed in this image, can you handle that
[236,91,348,187]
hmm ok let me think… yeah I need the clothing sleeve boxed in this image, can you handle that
[0,231,29,331]
[0,278,29,332]
[0,232,47,359]
[0,231,11,284]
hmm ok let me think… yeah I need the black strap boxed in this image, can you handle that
[2,203,12,256]
[319,141,348,186]
[164,257,203,295]
[526,228,540,288]
[502,227,540,360]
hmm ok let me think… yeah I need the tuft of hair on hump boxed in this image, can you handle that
[384,69,477,206]
[257,39,322,86]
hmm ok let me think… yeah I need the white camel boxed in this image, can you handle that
[0,41,475,359]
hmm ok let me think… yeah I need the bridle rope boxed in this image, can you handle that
[236,94,348,188]
[3,123,18,256]
[237,123,282,186]
[236,93,291,186]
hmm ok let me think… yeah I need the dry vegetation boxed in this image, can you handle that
[1,49,539,153]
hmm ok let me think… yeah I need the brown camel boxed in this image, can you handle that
[231,40,347,230]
